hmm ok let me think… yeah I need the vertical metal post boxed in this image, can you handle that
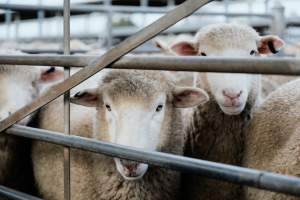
[265,0,270,13]
[5,0,11,39]
[140,0,148,29]
[167,0,175,7]
[247,1,253,23]
[105,0,113,48]
[14,13,20,41]
[271,1,285,38]
[38,0,45,37]
[55,12,61,39]
[63,0,71,200]
[224,0,229,22]
[140,0,148,7]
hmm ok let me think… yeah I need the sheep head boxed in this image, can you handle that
[0,66,63,124]
[156,23,284,115]
[71,70,209,180]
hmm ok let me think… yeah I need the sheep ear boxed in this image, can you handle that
[173,87,209,108]
[39,67,64,83]
[154,39,169,52]
[70,88,98,107]
[170,41,198,55]
[257,35,285,54]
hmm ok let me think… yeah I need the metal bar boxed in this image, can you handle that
[5,125,300,197]
[14,13,20,41]
[286,17,300,27]
[105,0,113,47]
[0,3,273,18]
[140,0,148,7]
[38,1,45,37]
[1,20,271,42]
[19,49,88,54]
[0,0,213,132]
[4,1,12,39]
[0,185,42,200]
[265,0,270,13]
[0,55,300,75]
[19,48,159,54]
[167,0,175,7]
[224,0,229,22]
[63,0,71,200]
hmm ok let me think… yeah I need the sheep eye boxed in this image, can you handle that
[156,105,163,112]
[250,50,257,56]
[201,52,207,56]
[105,104,112,111]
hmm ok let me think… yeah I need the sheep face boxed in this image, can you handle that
[157,23,284,115]
[71,70,209,180]
[105,93,167,181]
[0,67,63,124]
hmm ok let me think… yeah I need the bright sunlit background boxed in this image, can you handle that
[0,0,299,55]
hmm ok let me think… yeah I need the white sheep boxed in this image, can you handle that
[31,69,209,200]
[261,75,295,98]
[156,23,284,200]
[243,79,300,200]
[0,54,63,195]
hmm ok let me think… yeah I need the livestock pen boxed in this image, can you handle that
[1,0,300,199]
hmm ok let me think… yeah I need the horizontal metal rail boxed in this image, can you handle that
[0,3,273,18]
[0,55,300,75]
[0,185,41,200]
[20,49,88,54]
[20,48,160,54]
[5,124,300,197]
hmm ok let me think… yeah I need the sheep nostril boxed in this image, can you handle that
[223,90,243,100]
[120,159,138,171]
[124,165,136,172]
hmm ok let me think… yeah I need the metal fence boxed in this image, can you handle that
[0,0,297,45]
[1,0,300,200]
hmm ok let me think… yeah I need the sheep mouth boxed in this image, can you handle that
[220,105,244,115]
[121,171,144,180]
[114,158,148,181]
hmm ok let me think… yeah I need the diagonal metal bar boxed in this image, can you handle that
[0,0,213,132]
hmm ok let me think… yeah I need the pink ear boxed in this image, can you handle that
[257,35,285,54]
[154,40,168,52]
[39,67,64,83]
[170,41,198,55]
[70,88,98,107]
[173,87,209,108]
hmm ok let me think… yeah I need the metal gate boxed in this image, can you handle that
[1,0,300,199]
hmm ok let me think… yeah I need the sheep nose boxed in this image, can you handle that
[222,90,243,100]
[120,159,138,171]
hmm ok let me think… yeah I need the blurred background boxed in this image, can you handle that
[0,0,299,56]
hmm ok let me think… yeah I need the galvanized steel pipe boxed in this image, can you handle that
[5,125,300,197]
[0,185,42,200]
[0,55,300,75]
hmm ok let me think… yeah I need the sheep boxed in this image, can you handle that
[0,59,63,196]
[261,42,297,97]
[243,79,300,200]
[153,34,196,87]
[155,23,285,200]
[31,69,209,200]
[261,75,295,98]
